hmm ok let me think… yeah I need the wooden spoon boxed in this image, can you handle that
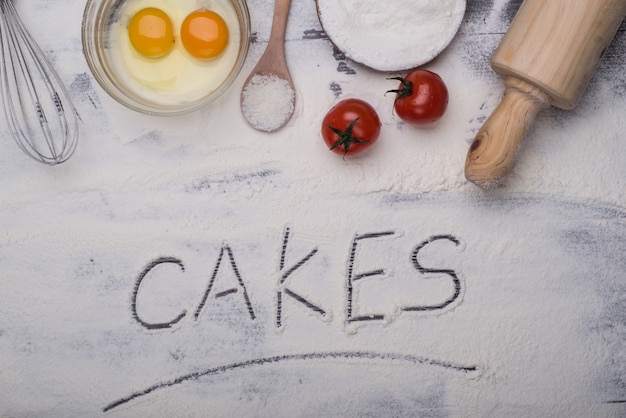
[240,0,295,132]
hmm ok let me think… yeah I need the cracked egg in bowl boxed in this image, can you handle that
[82,0,250,115]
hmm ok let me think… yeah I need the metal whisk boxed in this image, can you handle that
[0,0,78,165]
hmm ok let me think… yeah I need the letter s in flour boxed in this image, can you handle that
[403,235,464,313]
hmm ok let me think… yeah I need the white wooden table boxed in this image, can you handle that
[1,0,625,416]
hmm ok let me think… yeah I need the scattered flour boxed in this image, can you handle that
[1,0,626,417]
[316,0,466,71]
[241,74,295,132]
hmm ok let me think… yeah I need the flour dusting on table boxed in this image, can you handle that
[1,0,626,417]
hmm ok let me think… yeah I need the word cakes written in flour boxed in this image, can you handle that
[131,227,465,333]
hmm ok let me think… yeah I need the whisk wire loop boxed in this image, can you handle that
[0,0,78,165]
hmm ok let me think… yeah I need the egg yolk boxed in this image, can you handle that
[128,8,174,58]
[180,9,229,60]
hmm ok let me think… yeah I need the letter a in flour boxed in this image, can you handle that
[194,243,256,321]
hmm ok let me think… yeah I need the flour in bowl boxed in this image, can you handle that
[316,0,466,71]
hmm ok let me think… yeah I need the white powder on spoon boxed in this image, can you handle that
[241,74,295,132]
[316,0,466,71]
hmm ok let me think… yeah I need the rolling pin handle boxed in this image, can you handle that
[465,76,551,189]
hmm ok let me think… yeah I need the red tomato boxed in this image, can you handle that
[321,99,381,157]
[388,69,448,125]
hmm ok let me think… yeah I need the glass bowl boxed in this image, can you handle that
[82,0,250,116]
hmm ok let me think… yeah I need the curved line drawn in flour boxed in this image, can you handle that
[102,351,480,413]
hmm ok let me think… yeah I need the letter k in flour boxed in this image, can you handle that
[276,227,328,328]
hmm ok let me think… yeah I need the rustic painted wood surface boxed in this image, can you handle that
[1,0,625,416]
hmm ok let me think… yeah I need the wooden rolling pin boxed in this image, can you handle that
[465,0,626,189]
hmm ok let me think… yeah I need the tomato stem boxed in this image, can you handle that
[327,117,368,155]
[386,76,413,104]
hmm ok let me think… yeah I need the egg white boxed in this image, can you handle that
[109,0,240,106]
